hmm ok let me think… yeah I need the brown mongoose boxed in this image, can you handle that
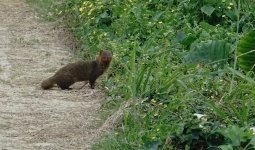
[41,50,112,90]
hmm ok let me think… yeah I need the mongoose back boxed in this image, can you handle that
[41,50,112,90]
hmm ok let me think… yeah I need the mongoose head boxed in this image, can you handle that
[99,50,113,65]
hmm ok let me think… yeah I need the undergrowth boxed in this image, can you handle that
[27,0,255,149]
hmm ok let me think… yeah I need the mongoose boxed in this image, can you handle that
[41,50,112,90]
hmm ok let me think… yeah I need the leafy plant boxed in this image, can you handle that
[238,30,255,72]
[185,40,232,67]
[25,0,58,21]
[217,125,255,149]
[28,0,255,149]
[201,5,215,16]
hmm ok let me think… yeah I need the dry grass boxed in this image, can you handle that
[0,0,106,149]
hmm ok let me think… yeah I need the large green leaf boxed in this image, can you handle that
[142,140,160,150]
[201,5,215,16]
[217,125,247,147]
[185,40,231,67]
[249,136,255,147]
[238,30,255,72]
[219,145,233,150]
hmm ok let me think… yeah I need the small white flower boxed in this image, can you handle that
[194,113,207,119]
[250,127,255,134]
[199,124,204,128]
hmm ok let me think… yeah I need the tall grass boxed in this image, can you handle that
[230,0,241,93]
[26,0,255,149]
[25,0,57,21]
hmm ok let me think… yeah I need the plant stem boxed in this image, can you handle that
[229,0,240,93]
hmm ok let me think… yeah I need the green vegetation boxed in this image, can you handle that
[238,30,255,72]
[25,0,57,20]
[27,0,255,149]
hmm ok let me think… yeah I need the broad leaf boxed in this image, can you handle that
[238,30,255,72]
[217,126,247,147]
[143,140,160,150]
[201,5,215,16]
[185,40,231,68]
[249,136,255,148]
[219,145,233,150]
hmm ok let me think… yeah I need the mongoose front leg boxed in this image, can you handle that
[89,79,96,89]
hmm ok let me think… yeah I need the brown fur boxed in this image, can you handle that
[41,50,112,90]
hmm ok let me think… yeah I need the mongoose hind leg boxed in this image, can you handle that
[55,75,75,90]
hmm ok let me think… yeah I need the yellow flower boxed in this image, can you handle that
[88,9,93,16]
[229,3,234,6]
[88,3,93,8]
[79,7,84,12]
[227,6,232,9]
[150,99,156,103]
[222,0,225,2]
[58,10,63,15]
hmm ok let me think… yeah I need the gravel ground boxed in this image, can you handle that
[0,0,105,149]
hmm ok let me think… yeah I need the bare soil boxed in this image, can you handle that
[0,0,105,149]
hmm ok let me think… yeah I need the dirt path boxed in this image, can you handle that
[0,0,105,149]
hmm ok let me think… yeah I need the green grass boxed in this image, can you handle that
[25,0,58,21]
[26,0,255,149]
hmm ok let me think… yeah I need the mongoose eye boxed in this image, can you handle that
[101,57,112,62]
[100,50,112,62]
